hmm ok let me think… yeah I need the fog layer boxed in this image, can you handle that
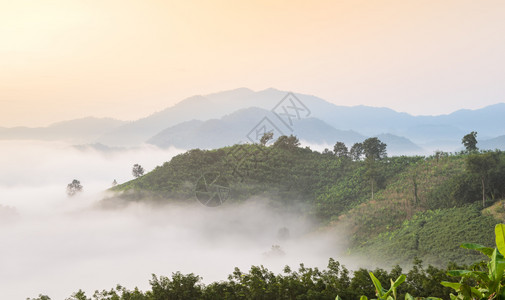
[0,141,351,299]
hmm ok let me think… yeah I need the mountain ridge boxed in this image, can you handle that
[2,88,505,153]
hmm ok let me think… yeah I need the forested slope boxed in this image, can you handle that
[109,137,505,265]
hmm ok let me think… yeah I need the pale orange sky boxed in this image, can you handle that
[1,0,505,126]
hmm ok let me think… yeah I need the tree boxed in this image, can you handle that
[362,137,387,200]
[462,131,478,153]
[66,179,83,197]
[322,148,333,156]
[27,294,52,300]
[350,143,364,161]
[434,150,448,163]
[272,135,300,151]
[333,142,349,158]
[132,164,145,178]
[148,273,203,299]
[65,290,89,300]
[365,159,379,200]
[112,179,118,186]
[466,152,499,207]
[362,137,387,160]
[260,132,274,146]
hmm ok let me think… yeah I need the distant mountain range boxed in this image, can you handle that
[479,135,505,151]
[0,117,126,143]
[2,88,505,155]
[146,107,423,155]
[147,107,364,148]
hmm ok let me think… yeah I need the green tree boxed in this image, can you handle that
[334,141,349,158]
[466,152,499,207]
[362,138,387,200]
[27,295,52,300]
[322,148,334,156]
[259,131,274,146]
[362,137,387,161]
[350,142,364,161]
[66,179,83,197]
[132,164,145,178]
[65,290,89,300]
[272,135,300,151]
[462,131,478,153]
[147,272,203,300]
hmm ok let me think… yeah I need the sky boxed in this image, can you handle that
[1,0,505,127]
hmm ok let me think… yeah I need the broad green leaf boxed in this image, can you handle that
[490,248,505,281]
[336,296,342,300]
[369,272,385,297]
[441,281,462,290]
[496,224,505,256]
[391,279,397,300]
[469,287,483,298]
[391,274,406,289]
[404,293,414,300]
[460,243,494,257]
[446,269,489,283]
[460,285,472,298]
[360,296,368,300]
[446,270,472,277]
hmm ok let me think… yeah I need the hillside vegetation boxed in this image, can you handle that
[110,137,505,266]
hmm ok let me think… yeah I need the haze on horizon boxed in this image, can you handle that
[1,0,505,127]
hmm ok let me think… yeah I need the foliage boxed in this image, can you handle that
[462,131,478,153]
[67,179,83,197]
[350,142,364,161]
[259,132,274,146]
[362,137,387,161]
[354,205,498,266]
[65,290,90,300]
[27,295,52,300]
[272,134,301,151]
[441,224,505,299]
[147,272,203,299]
[108,140,505,267]
[132,164,145,178]
[360,272,407,300]
[466,151,500,207]
[28,258,463,300]
[334,141,349,158]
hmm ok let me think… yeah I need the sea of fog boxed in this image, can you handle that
[0,141,356,299]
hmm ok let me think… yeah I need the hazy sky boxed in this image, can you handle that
[1,0,505,126]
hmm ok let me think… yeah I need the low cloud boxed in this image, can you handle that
[0,141,356,299]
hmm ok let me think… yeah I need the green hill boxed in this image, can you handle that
[109,141,505,266]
